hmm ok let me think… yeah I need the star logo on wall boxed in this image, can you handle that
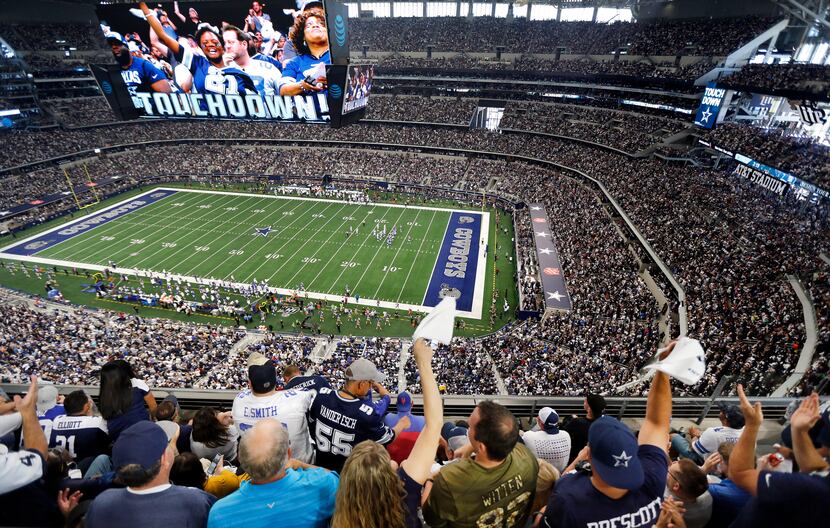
[700,107,713,123]
[547,291,564,301]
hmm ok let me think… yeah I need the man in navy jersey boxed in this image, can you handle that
[728,388,830,527]
[283,364,331,392]
[542,340,677,528]
[48,390,109,464]
[139,2,256,96]
[106,31,171,110]
[306,358,410,472]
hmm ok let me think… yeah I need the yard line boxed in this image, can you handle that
[147,195,265,271]
[246,201,346,284]
[346,207,410,298]
[41,191,207,261]
[304,204,386,293]
[369,208,424,299]
[396,210,441,302]
[273,202,360,287]
[57,192,221,263]
[87,193,238,266]
[123,193,255,269]
[195,197,306,279]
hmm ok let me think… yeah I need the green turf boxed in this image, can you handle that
[32,189,453,308]
[1,185,519,337]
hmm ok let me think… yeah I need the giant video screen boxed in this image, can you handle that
[341,64,373,115]
[95,1,340,123]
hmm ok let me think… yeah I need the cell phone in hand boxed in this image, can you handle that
[206,454,222,475]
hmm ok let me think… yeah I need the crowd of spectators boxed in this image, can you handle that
[351,16,776,56]
[0,103,827,398]
[721,63,830,94]
[500,101,686,153]
[0,23,108,52]
[706,123,830,189]
[0,301,242,388]
[376,55,718,82]
[790,260,830,396]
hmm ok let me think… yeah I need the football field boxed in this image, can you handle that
[0,187,490,318]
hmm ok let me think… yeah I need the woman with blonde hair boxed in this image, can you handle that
[332,338,441,528]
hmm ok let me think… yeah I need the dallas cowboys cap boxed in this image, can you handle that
[345,358,385,383]
[105,31,128,46]
[247,352,277,393]
[588,416,643,490]
[538,407,560,434]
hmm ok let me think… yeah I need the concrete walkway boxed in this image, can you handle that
[772,275,817,396]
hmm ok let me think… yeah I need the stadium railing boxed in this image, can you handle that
[0,383,797,422]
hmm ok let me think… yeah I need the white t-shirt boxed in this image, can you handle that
[0,446,43,494]
[521,429,571,473]
[693,426,743,459]
[232,389,315,463]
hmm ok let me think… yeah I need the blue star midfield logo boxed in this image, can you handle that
[254,226,272,237]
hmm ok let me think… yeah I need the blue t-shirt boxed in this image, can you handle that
[177,47,257,95]
[706,478,750,528]
[105,380,150,442]
[730,470,830,527]
[281,50,330,91]
[543,444,669,528]
[385,411,426,433]
[120,56,166,94]
[207,468,338,528]
[86,484,215,528]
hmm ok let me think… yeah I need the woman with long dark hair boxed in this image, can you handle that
[98,359,157,441]
[332,339,441,528]
[190,406,239,462]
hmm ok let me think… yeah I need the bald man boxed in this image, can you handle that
[207,419,339,528]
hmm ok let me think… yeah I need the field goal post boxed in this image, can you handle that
[63,162,101,210]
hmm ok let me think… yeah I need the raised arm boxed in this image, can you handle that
[173,1,186,23]
[728,384,763,495]
[401,338,442,484]
[789,393,830,473]
[139,2,181,56]
[638,340,676,450]
[16,375,48,457]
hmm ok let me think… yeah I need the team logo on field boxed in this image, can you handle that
[458,216,475,224]
[532,217,546,223]
[439,284,462,299]
[150,192,168,198]
[254,226,273,237]
[24,240,51,251]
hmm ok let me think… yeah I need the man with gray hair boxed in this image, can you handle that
[207,419,339,528]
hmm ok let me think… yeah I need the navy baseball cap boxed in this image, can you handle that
[588,417,643,490]
[112,421,168,470]
[105,32,128,46]
[247,352,277,393]
[397,391,413,413]
[539,407,560,434]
